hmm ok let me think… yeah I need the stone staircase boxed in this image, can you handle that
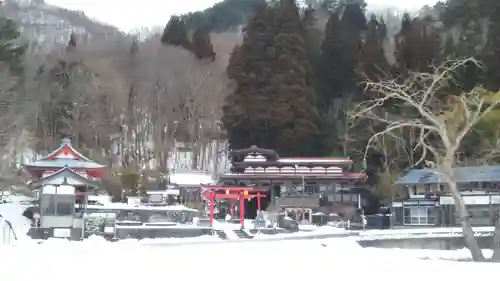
[214,229,227,240]
[233,229,253,239]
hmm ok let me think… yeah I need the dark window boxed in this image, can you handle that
[403,206,435,225]
[412,186,417,195]
[425,185,430,193]
[403,207,411,224]
[56,195,74,216]
[41,194,56,215]
[304,211,310,221]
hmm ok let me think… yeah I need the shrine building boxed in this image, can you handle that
[23,138,106,238]
[217,146,374,223]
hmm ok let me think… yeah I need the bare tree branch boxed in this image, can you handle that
[351,57,500,262]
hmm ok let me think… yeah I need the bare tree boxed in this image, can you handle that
[135,39,229,172]
[352,58,500,262]
[0,63,29,178]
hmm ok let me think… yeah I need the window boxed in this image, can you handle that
[56,195,75,216]
[148,194,164,203]
[41,194,56,215]
[403,206,435,225]
[41,194,74,216]
[466,207,492,226]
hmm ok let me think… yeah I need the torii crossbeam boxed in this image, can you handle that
[201,186,266,229]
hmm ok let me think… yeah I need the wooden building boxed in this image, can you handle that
[218,146,371,221]
[24,137,106,199]
[23,138,106,238]
[392,165,500,227]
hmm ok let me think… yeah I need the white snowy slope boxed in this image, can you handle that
[0,195,33,241]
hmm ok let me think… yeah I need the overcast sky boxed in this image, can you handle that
[45,0,440,32]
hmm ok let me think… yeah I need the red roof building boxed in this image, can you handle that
[24,138,106,180]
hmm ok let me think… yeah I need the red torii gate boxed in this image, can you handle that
[201,186,267,229]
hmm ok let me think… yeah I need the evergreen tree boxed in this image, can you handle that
[316,11,343,107]
[181,0,266,32]
[360,15,390,81]
[67,33,77,50]
[270,0,320,155]
[223,4,277,152]
[394,14,441,73]
[223,0,321,156]
[0,17,25,75]
[161,16,191,50]
[316,1,366,108]
[340,0,367,31]
[191,27,216,60]
[483,2,500,90]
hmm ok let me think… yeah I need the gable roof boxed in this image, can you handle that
[29,167,101,189]
[25,138,105,169]
[395,165,500,185]
[230,145,279,162]
[41,138,92,162]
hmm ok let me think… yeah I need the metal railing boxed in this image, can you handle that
[0,214,18,244]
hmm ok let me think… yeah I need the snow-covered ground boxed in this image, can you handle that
[0,235,497,281]
[1,193,500,280]
[0,194,33,242]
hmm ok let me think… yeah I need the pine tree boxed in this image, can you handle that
[223,0,321,156]
[316,11,342,107]
[161,16,191,50]
[191,28,216,60]
[340,0,367,31]
[269,0,320,156]
[394,14,440,73]
[67,33,77,50]
[483,2,500,90]
[316,1,366,108]
[223,4,277,152]
[0,17,25,75]
[360,15,389,81]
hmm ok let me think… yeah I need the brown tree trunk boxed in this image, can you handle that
[491,208,500,261]
[449,180,485,261]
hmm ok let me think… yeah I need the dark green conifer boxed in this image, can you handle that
[161,16,191,50]
[191,28,216,60]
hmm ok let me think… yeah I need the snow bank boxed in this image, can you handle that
[320,237,493,261]
[0,195,33,241]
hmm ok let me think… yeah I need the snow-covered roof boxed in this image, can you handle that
[25,138,105,170]
[396,165,500,185]
[243,155,352,164]
[29,167,101,189]
[25,158,105,169]
[84,202,198,212]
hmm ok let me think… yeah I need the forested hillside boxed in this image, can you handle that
[3,0,126,51]
[199,0,500,198]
